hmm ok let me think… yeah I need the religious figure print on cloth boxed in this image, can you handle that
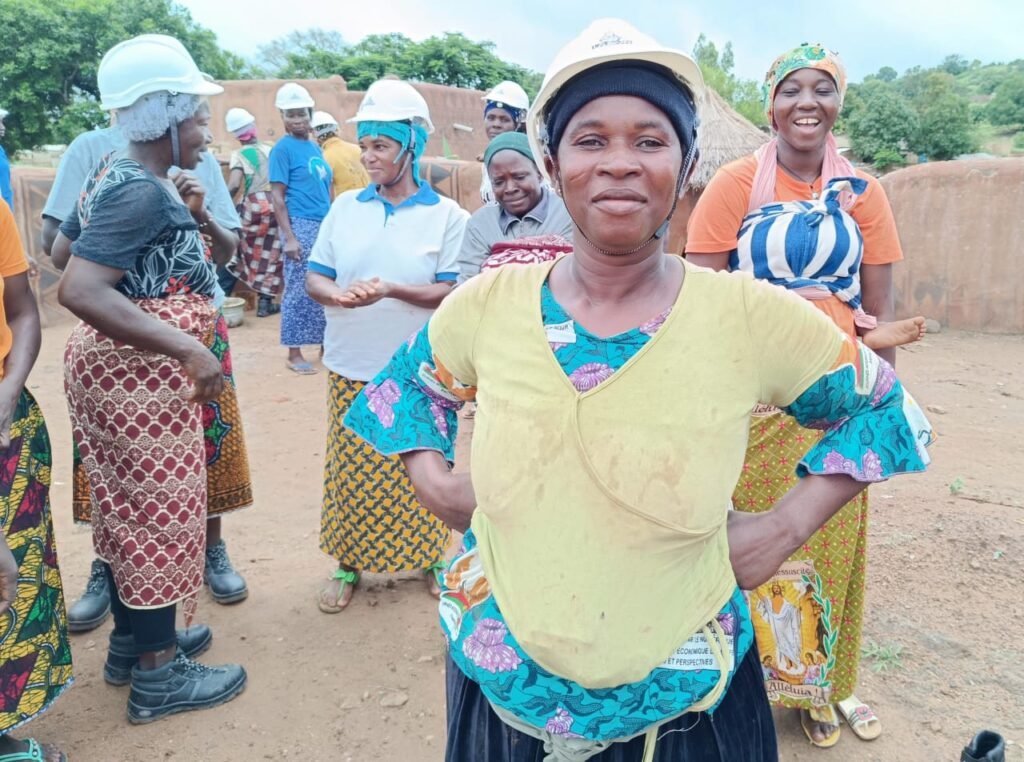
[750,560,835,706]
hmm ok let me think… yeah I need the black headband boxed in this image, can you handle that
[544,63,699,153]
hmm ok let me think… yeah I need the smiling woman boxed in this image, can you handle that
[342,21,931,762]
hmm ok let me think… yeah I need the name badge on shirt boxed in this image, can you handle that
[544,319,577,345]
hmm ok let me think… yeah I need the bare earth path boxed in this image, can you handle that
[27,313,1024,762]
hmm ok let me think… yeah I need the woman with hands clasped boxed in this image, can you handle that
[305,79,468,614]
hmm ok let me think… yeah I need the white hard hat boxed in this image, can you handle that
[347,80,434,134]
[482,81,530,111]
[527,18,704,174]
[275,83,315,111]
[98,34,223,111]
[310,110,339,130]
[225,107,256,133]
[0,108,8,120]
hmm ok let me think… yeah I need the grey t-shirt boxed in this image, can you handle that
[456,187,574,283]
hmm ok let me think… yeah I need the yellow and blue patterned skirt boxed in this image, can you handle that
[320,373,448,572]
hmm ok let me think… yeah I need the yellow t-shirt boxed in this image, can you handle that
[428,259,848,687]
[0,201,29,377]
[321,137,370,198]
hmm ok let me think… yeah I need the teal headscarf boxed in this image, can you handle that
[483,131,535,168]
[356,120,429,181]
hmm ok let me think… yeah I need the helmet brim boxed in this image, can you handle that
[527,49,704,185]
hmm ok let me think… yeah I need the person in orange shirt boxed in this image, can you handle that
[0,200,73,761]
[686,44,898,748]
[311,111,370,199]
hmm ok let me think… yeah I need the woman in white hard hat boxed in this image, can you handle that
[0,204,71,760]
[56,33,247,724]
[479,81,531,204]
[224,106,282,317]
[270,83,331,375]
[310,111,369,200]
[305,79,468,613]
[344,20,932,761]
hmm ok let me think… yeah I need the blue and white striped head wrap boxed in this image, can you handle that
[356,120,429,182]
[733,177,870,309]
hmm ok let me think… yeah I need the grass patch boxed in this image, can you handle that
[861,640,905,673]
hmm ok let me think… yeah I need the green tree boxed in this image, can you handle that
[875,66,898,83]
[270,30,542,97]
[907,72,976,159]
[844,80,918,168]
[691,34,767,127]
[0,0,245,152]
[984,72,1024,126]
[940,54,969,76]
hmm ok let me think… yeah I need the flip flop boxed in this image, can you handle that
[286,361,317,376]
[317,568,359,614]
[801,705,841,748]
[838,696,882,741]
[0,738,68,761]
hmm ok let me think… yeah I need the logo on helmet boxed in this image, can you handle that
[592,32,631,50]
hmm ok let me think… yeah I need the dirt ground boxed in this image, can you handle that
[24,310,1024,762]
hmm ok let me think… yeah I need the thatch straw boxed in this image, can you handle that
[692,88,768,189]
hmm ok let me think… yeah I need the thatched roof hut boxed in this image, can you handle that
[691,88,768,189]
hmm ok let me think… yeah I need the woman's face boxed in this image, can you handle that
[359,134,406,185]
[282,108,311,138]
[488,151,543,218]
[772,68,840,153]
[485,108,517,140]
[175,105,210,170]
[551,95,682,254]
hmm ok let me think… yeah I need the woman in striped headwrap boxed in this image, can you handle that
[686,43,920,746]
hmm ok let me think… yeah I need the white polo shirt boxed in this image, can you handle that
[308,182,468,381]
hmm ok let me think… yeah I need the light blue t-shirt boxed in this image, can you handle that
[268,134,332,221]
[0,145,12,212]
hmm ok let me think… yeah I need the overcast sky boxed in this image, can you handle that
[178,0,1022,83]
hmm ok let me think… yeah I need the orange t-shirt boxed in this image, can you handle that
[685,155,903,338]
[0,201,30,376]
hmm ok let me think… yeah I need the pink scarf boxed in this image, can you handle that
[747,133,858,214]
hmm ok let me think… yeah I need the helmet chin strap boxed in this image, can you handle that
[381,151,413,189]
[557,136,698,256]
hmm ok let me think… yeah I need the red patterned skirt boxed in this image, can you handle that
[64,295,216,613]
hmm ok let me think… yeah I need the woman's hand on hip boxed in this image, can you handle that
[179,342,224,404]
[0,382,19,450]
[727,510,792,590]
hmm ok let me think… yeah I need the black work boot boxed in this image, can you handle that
[962,731,1006,762]
[256,295,279,317]
[67,559,111,632]
[105,625,214,686]
[204,539,249,604]
[127,653,247,724]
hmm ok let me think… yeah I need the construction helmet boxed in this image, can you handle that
[347,80,434,134]
[275,83,315,111]
[0,108,8,120]
[98,34,223,111]
[225,107,256,133]
[527,18,704,176]
[310,110,339,133]
[482,81,530,111]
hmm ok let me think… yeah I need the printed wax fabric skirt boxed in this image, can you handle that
[320,373,448,572]
[228,190,282,297]
[0,391,73,734]
[72,312,253,523]
[280,216,326,348]
[65,295,216,612]
[445,646,778,762]
[734,407,867,708]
